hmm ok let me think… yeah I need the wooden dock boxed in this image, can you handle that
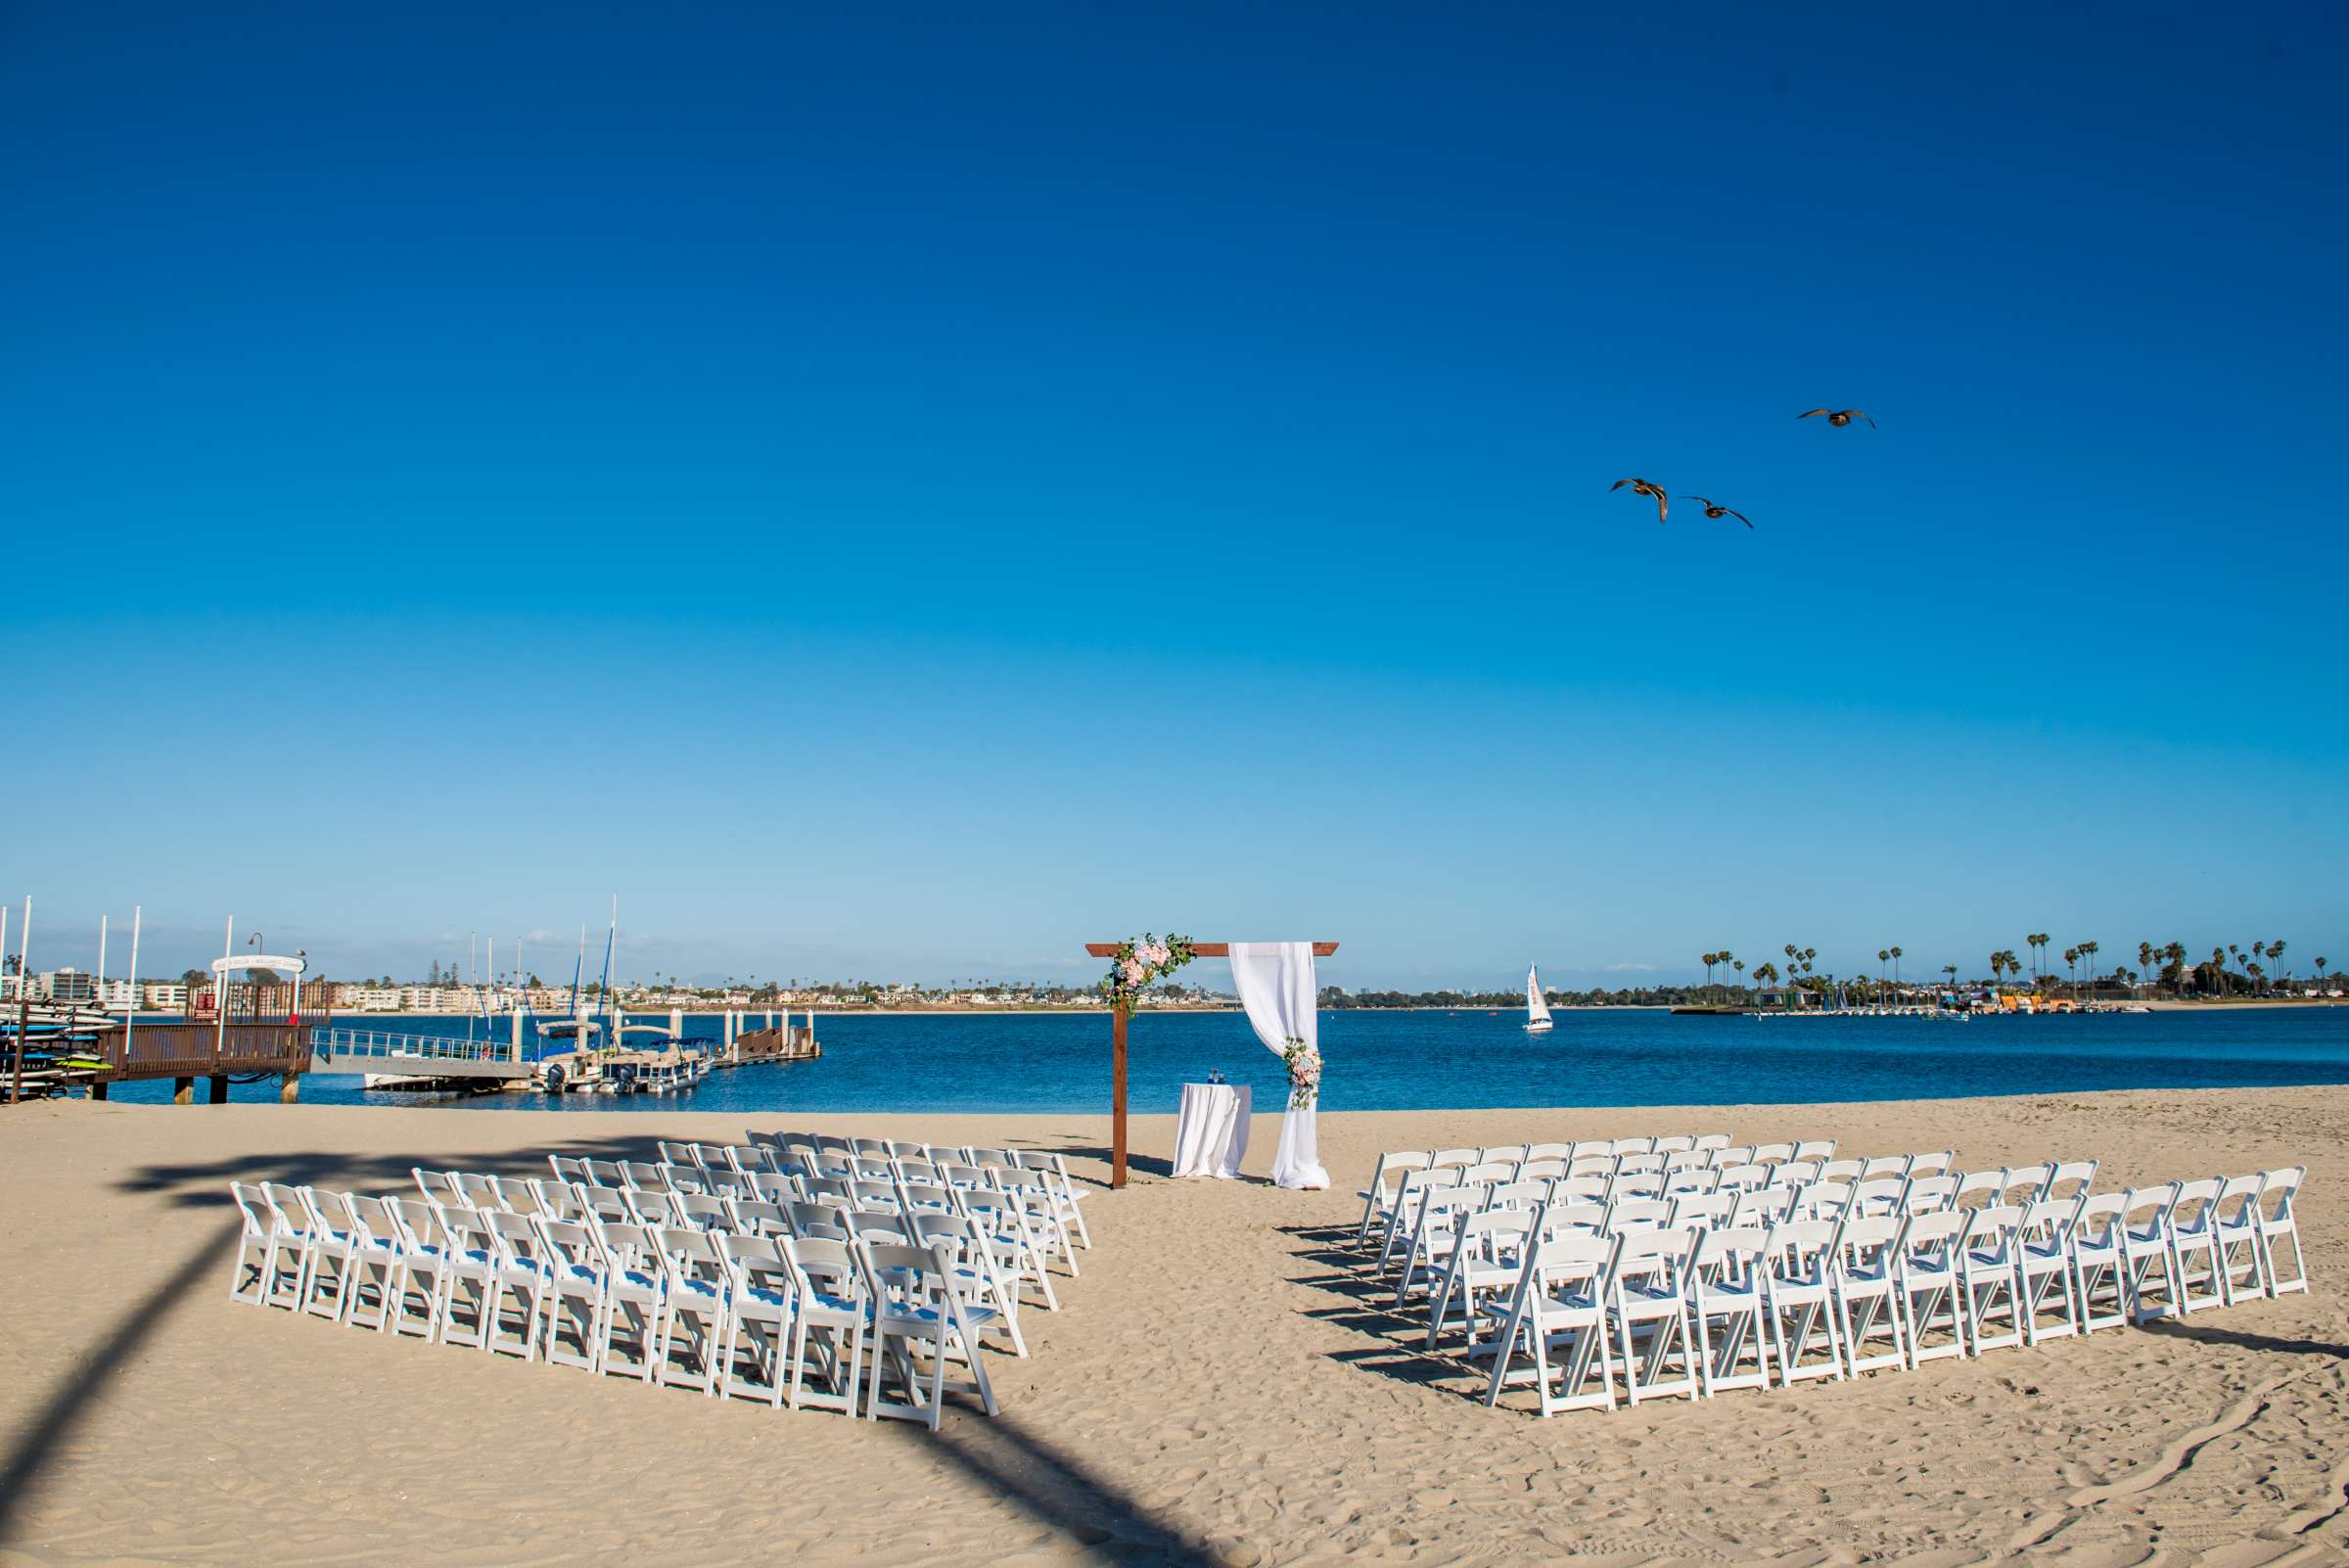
[724,1025,820,1065]
[6,1019,314,1104]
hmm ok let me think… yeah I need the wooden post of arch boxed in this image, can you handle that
[1084,941,1338,1189]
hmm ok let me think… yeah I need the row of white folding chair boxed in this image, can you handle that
[2096,1170,2307,1322]
[1469,1170,2306,1416]
[230,1180,1009,1427]
[755,1134,1095,1252]
[539,1152,1082,1285]
[1474,1208,2040,1414]
[588,1175,1068,1314]
[1358,1138,1878,1245]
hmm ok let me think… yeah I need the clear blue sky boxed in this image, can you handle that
[4,2,2343,990]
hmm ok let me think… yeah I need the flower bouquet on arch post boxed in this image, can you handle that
[1101,934,1196,1019]
[1280,1035,1322,1110]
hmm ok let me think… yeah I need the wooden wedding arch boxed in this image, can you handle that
[1083,941,1338,1188]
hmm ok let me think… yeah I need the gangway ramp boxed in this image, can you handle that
[308,1027,537,1082]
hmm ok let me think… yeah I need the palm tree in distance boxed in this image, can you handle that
[2212,945,2229,997]
[1891,945,1904,995]
[2027,933,2050,985]
[2063,946,2079,992]
[2269,940,2287,992]
[2079,940,2099,994]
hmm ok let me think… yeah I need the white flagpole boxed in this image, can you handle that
[218,916,233,1057]
[123,906,142,1063]
[97,914,108,1006]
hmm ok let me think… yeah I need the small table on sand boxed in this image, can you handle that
[1172,1082,1252,1178]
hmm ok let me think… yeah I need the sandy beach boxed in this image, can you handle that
[2,1087,2342,1568]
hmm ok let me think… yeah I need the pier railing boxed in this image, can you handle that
[97,1021,311,1080]
[309,1027,517,1067]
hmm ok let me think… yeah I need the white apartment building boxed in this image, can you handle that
[144,981,189,1011]
[39,968,100,1005]
[348,986,404,1012]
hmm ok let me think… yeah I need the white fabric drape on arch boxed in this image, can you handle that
[1227,941,1329,1190]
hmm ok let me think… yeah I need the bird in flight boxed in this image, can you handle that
[1689,497,1752,529]
[1611,477,1668,523]
[1798,408,1875,429]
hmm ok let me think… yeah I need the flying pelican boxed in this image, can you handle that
[1610,477,1668,523]
[1689,497,1753,528]
[1797,408,1875,429]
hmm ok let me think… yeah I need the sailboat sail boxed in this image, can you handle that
[1525,964,1553,1029]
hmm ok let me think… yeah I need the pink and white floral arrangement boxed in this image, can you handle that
[1280,1035,1322,1109]
[1102,933,1196,1017]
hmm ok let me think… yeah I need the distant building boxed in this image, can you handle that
[39,968,99,1005]
[349,986,404,1012]
[144,981,189,1011]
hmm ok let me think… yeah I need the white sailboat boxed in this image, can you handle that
[1524,963,1554,1033]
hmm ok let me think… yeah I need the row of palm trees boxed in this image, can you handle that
[1699,936,2332,1006]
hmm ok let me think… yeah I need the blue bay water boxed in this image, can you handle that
[100,1006,2349,1115]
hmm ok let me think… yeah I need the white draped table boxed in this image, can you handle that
[1171,1082,1252,1178]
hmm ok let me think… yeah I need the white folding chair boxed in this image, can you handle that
[2015,1197,2083,1344]
[1611,1227,1700,1405]
[257,1182,321,1313]
[2069,1192,2132,1332]
[533,1216,609,1372]
[589,1217,668,1380]
[1691,1225,1772,1396]
[2044,1160,2098,1202]
[1958,1206,2026,1354]
[2167,1177,2227,1315]
[2211,1174,2270,1305]
[652,1226,731,1393]
[1482,1231,1619,1415]
[856,1239,1000,1429]
[1395,1185,1486,1308]
[1763,1219,1844,1384]
[2254,1167,2308,1296]
[1999,1165,2052,1210]
[1905,1151,1956,1179]
[333,1190,402,1332]
[714,1230,798,1406]
[1791,1140,1836,1163]
[1893,1209,1971,1367]
[1427,1206,1537,1351]
[226,1181,292,1308]
[483,1210,555,1360]
[381,1197,453,1342]
[2120,1183,2182,1322]
[1903,1176,1959,1215]
[431,1206,503,1352]
[1833,1215,1910,1375]
[1952,1170,2005,1210]
[911,1211,1028,1359]
[778,1236,868,1414]
[292,1185,361,1320]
